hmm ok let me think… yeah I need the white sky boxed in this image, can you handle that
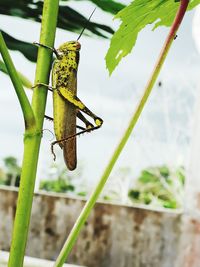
[0,2,200,190]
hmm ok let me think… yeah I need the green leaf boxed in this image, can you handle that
[88,0,125,14]
[61,0,125,15]
[57,5,114,38]
[0,59,32,89]
[1,30,38,62]
[159,165,170,178]
[128,189,140,199]
[0,0,117,39]
[176,166,185,185]
[138,170,158,183]
[77,191,87,197]
[0,0,125,62]
[106,0,200,75]
[163,199,177,209]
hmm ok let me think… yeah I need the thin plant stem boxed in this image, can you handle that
[54,0,189,266]
[7,1,59,266]
[0,33,35,131]
[0,59,33,89]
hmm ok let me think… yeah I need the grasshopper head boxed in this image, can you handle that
[58,41,81,53]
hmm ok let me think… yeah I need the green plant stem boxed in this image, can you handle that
[0,59,33,89]
[8,1,59,266]
[54,0,189,266]
[0,33,35,130]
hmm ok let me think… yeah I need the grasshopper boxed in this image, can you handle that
[33,13,103,170]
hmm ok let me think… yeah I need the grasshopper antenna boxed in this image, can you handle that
[77,8,96,41]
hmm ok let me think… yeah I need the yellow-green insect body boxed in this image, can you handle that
[52,41,81,170]
[33,40,103,171]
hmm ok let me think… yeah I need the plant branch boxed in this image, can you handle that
[0,59,33,89]
[54,0,189,266]
[8,1,59,266]
[0,32,35,131]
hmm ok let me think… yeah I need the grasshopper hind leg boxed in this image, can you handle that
[51,111,99,170]
[77,111,94,130]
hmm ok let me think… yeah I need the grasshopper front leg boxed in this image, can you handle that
[33,42,60,58]
[32,82,53,92]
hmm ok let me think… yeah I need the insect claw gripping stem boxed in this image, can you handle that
[32,83,54,92]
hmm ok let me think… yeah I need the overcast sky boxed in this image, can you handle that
[0,2,200,191]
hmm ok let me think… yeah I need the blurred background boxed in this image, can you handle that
[0,0,200,208]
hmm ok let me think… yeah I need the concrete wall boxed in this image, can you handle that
[0,186,187,267]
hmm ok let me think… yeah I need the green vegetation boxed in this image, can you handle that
[0,156,184,210]
[39,161,88,196]
[106,0,200,74]
[0,157,21,187]
[129,166,185,209]
[40,179,75,193]
[0,0,196,265]
[0,0,125,65]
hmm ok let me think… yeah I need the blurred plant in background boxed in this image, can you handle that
[0,156,21,186]
[39,160,88,197]
[0,156,185,209]
[128,166,185,209]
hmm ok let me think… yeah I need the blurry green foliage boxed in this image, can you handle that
[0,0,125,62]
[0,156,21,186]
[77,191,87,197]
[0,156,185,209]
[40,179,75,193]
[39,161,88,196]
[128,165,185,209]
